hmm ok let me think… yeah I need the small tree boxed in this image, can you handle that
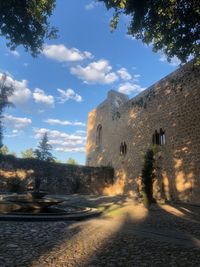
[0,145,9,155]
[141,148,155,209]
[34,132,54,161]
[67,157,78,165]
[0,74,14,148]
[21,148,35,159]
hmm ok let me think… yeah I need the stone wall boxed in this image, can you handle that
[0,155,114,195]
[86,61,200,203]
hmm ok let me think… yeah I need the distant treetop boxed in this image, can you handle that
[34,132,54,162]
[67,157,78,165]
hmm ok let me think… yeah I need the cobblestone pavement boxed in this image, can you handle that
[1,196,200,267]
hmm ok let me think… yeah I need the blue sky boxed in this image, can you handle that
[0,0,180,164]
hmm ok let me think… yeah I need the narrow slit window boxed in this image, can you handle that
[120,142,127,156]
[96,124,102,147]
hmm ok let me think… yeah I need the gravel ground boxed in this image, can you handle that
[0,196,200,267]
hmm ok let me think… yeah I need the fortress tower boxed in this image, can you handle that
[86,61,200,203]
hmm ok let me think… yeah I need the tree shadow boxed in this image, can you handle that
[1,198,200,266]
[85,203,200,267]
[0,196,128,266]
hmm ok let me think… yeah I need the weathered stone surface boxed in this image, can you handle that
[0,157,114,195]
[86,61,200,203]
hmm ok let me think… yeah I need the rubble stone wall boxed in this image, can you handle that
[86,61,200,203]
[0,155,114,195]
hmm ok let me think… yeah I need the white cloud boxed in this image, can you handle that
[5,129,24,138]
[159,53,180,67]
[70,59,118,84]
[34,128,86,153]
[75,130,86,135]
[0,73,32,105]
[42,44,93,62]
[85,2,97,10]
[117,68,132,80]
[55,146,85,153]
[134,74,141,79]
[57,88,82,103]
[33,88,54,107]
[126,34,136,41]
[9,50,20,57]
[118,82,146,95]
[45,119,85,127]
[3,114,32,129]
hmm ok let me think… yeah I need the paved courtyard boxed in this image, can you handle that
[1,195,200,267]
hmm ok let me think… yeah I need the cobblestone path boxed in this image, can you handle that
[0,197,200,267]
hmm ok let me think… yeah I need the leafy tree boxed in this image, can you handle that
[21,148,35,159]
[9,151,17,157]
[34,132,54,161]
[141,148,155,209]
[0,0,57,56]
[67,157,78,165]
[0,145,9,155]
[98,0,200,63]
[0,74,14,148]
[54,159,62,163]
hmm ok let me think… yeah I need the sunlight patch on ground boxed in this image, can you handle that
[101,200,148,222]
[158,204,186,217]
[33,201,148,266]
[33,218,123,266]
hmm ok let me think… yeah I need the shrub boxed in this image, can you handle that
[141,148,155,209]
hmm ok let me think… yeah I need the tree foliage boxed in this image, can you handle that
[0,145,9,155]
[67,157,78,165]
[0,145,16,156]
[141,148,155,208]
[98,0,200,63]
[21,148,35,159]
[34,132,54,161]
[0,0,57,56]
[0,74,14,148]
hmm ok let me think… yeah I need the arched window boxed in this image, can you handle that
[96,124,102,147]
[120,142,127,156]
[152,129,166,145]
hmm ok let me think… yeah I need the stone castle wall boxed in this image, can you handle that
[86,61,200,202]
[0,155,114,195]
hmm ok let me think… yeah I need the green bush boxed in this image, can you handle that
[141,148,155,209]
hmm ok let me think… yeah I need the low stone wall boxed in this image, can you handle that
[0,155,114,195]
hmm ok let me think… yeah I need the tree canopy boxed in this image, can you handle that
[21,148,35,159]
[98,0,200,63]
[34,132,54,161]
[66,157,78,165]
[0,145,9,155]
[0,0,57,56]
[0,74,14,148]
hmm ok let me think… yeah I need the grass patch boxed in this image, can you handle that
[95,204,125,217]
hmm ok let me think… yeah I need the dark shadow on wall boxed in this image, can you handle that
[156,137,200,204]
[0,155,114,195]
